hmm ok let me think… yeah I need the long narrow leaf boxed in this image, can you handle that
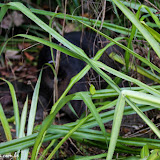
[19,97,28,160]
[24,70,42,159]
[0,78,20,138]
[92,60,160,97]
[79,92,108,145]
[0,103,12,141]
[107,93,125,160]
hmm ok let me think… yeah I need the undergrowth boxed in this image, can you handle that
[0,0,160,159]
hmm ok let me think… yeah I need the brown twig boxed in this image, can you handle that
[100,0,106,30]
[54,0,67,102]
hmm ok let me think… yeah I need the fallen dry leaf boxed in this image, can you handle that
[5,50,21,60]
[24,52,34,61]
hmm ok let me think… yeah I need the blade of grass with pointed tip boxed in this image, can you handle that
[19,97,28,160]
[27,71,42,136]
[0,103,12,141]
[0,78,20,138]
[23,70,42,159]
[141,21,160,43]
[19,96,28,138]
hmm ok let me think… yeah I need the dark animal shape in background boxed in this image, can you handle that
[37,31,124,120]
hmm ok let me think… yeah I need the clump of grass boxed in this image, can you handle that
[0,1,160,159]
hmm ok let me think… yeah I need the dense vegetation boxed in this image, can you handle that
[0,0,160,159]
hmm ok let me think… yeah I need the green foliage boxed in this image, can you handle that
[89,84,96,95]
[0,0,160,160]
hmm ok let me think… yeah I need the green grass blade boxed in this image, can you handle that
[141,21,160,43]
[19,97,28,138]
[73,153,107,160]
[122,90,160,108]
[79,92,108,145]
[0,4,9,22]
[106,93,125,160]
[27,71,42,136]
[19,97,28,159]
[23,70,42,159]
[141,145,149,159]
[0,78,20,138]
[0,134,60,154]
[93,60,160,97]
[0,103,12,141]
[1,34,83,61]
